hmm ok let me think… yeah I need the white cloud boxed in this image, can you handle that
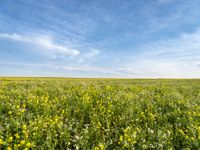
[120,28,200,78]
[75,49,100,63]
[142,29,200,59]
[0,33,30,42]
[84,49,100,58]
[0,33,80,56]
[0,61,124,77]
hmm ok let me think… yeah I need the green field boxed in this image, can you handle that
[0,78,200,149]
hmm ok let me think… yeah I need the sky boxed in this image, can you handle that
[0,0,200,78]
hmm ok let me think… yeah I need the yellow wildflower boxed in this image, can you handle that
[22,130,26,134]
[7,147,12,150]
[20,140,25,145]
[119,135,123,142]
[178,129,184,135]
[21,109,25,113]
[15,133,20,139]
[8,136,13,142]
[26,142,31,147]
[0,139,3,145]
[98,143,105,150]
[25,133,29,138]
[93,147,99,150]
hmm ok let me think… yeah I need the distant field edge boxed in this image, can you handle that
[0,76,200,80]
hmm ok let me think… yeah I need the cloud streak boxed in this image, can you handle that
[0,61,126,77]
[121,28,200,78]
[0,33,80,56]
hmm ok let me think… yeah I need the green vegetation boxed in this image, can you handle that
[0,78,200,149]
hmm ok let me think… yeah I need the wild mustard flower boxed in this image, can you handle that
[26,142,31,147]
[7,147,12,150]
[20,140,25,145]
[119,135,123,142]
[15,133,20,139]
[0,139,3,145]
[8,136,13,142]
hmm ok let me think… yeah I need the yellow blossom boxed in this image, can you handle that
[22,130,26,134]
[178,129,184,135]
[21,109,25,113]
[20,140,25,145]
[7,147,12,150]
[0,139,3,145]
[26,142,31,147]
[119,135,123,142]
[98,143,105,150]
[8,136,13,142]
[15,133,20,139]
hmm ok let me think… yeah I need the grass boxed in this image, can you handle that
[0,78,200,149]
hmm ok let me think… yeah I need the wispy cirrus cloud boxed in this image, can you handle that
[121,28,200,78]
[0,33,80,56]
[141,28,200,59]
[0,61,125,77]
[84,49,100,58]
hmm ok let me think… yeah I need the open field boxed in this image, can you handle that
[0,78,200,149]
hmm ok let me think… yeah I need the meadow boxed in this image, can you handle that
[0,78,200,150]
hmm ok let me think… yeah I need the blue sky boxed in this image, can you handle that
[0,0,200,78]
